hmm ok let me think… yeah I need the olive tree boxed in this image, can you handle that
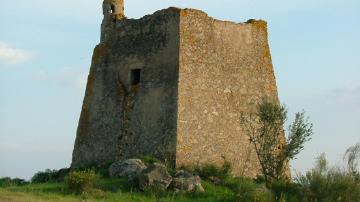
[241,99,313,183]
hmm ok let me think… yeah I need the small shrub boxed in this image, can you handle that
[226,177,273,202]
[196,164,219,179]
[65,169,97,194]
[255,175,266,184]
[296,153,360,201]
[141,155,160,165]
[222,160,232,177]
[195,160,232,183]
[73,162,113,178]
[11,178,28,186]
[0,177,12,187]
[0,177,28,187]
[32,169,57,183]
[31,168,70,183]
[270,180,302,202]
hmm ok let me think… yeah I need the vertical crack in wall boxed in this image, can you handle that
[118,82,139,159]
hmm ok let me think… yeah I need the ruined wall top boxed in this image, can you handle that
[103,0,125,19]
[101,0,125,42]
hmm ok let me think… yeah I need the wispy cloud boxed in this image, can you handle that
[330,84,360,111]
[33,66,88,89]
[0,41,34,65]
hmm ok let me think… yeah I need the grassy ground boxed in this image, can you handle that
[0,184,80,202]
[0,179,235,202]
[3,155,359,202]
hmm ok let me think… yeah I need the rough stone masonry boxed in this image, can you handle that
[72,0,283,178]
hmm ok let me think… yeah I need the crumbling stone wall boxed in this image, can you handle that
[72,6,283,178]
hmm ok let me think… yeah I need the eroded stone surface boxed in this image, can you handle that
[138,163,173,190]
[109,159,146,180]
[171,170,204,192]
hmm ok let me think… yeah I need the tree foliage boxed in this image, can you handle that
[241,99,313,183]
[296,153,360,201]
[31,168,70,183]
[344,142,360,179]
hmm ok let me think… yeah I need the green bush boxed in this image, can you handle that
[65,169,97,193]
[195,160,232,183]
[270,180,302,202]
[224,177,273,202]
[32,169,55,183]
[296,153,360,201]
[0,177,28,187]
[255,175,266,184]
[140,155,160,165]
[31,168,70,183]
[298,169,360,201]
[71,162,113,178]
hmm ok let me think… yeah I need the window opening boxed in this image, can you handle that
[130,69,141,85]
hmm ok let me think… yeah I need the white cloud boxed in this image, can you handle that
[0,41,34,65]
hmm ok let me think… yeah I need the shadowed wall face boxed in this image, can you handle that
[177,10,280,177]
[72,9,180,167]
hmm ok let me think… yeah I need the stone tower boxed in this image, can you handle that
[101,0,125,41]
[72,0,283,178]
[102,0,124,17]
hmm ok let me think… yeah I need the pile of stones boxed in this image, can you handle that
[108,159,204,192]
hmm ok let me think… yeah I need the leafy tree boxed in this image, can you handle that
[31,168,70,183]
[241,99,313,183]
[0,177,28,187]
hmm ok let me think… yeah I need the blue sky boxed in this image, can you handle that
[0,0,359,179]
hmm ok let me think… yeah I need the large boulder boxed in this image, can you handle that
[109,159,146,180]
[171,170,205,192]
[138,163,172,190]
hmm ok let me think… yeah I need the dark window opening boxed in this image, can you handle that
[110,4,115,13]
[130,69,141,85]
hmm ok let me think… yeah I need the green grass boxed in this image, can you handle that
[0,179,236,202]
[3,175,359,202]
[0,183,80,202]
[3,157,359,202]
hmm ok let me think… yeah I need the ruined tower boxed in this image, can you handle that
[72,0,282,177]
[101,0,125,41]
